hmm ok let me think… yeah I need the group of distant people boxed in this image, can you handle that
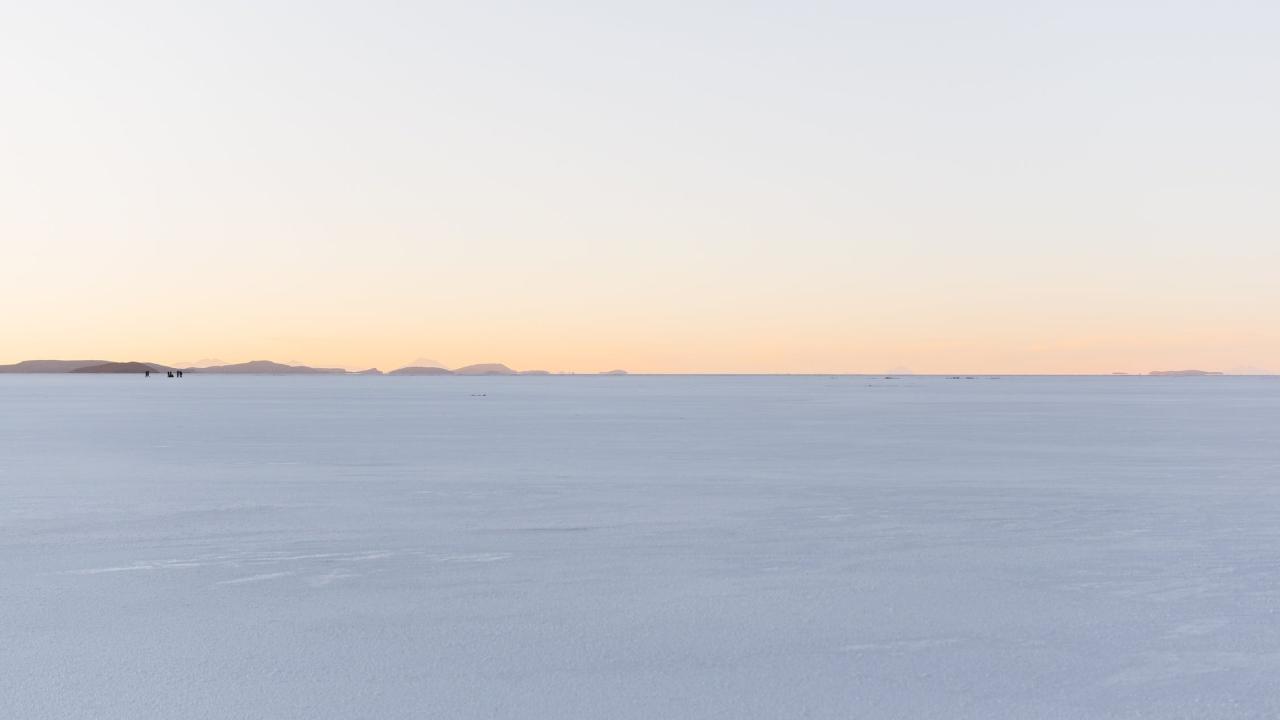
[144,370,183,378]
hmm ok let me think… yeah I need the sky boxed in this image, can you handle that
[2,1,1277,373]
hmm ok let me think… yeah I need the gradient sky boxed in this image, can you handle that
[2,1,1277,373]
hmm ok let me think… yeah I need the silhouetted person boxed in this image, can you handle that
[167,371,173,378]
[177,370,183,378]
[145,370,150,377]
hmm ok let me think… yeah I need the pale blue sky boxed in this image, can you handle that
[2,1,1277,372]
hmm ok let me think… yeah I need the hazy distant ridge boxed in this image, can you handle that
[1147,369,1225,376]
[72,362,173,374]
[388,366,455,376]
[190,360,348,374]
[0,360,110,373]
[0,358,628,375]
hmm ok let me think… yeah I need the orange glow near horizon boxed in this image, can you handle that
[2,4,1278,374]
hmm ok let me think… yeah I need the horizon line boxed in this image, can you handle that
[0,358,1272,378]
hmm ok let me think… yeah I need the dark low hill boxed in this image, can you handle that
[0,359,109,373]
[389,366,454,376]
[72,362,166,374]
[190,360,347,374]
[453,363,517,375]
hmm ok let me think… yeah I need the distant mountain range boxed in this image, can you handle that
[0,360,1252,376]
[0,359,628,376]
[3,358,1256,377]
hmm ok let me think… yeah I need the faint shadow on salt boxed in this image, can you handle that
[64,549,512,579]
[500,526,601,533]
